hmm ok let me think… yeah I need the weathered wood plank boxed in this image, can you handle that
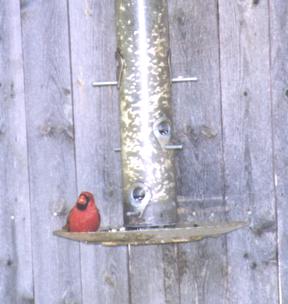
[68,1,129,303]
[129,241,180,303]
[218,0,278,303]
[169,1,228,303]
[129,245,177,304]
[21,1,82,303]
[0,1,33,303]
[270,1,288,302]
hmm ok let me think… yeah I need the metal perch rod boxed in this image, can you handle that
[92,77,198,87]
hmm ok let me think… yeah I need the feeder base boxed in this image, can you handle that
[53,221,246,246]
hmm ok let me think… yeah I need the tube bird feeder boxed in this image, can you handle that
[116,0,177,228]
[54,0,245,245]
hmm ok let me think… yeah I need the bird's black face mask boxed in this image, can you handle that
[76,195,90,211]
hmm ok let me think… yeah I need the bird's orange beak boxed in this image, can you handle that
[77,195,87,205]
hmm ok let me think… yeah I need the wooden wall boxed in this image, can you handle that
[0,0,286,303]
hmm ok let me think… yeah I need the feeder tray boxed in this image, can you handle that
[53,221,246,246]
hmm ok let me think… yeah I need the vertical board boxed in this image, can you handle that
[68,1,130,303]
[21,1,82,303]
[270,0,288,302]
[169,1,227,303]
[0,1,33,303]
[129,244,180,304]
[219,0,278,303]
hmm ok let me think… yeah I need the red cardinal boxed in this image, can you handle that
[66,192,101,232]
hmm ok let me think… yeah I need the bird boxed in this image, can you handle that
[65,192,101,232]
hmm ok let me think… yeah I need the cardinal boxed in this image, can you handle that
[65,192,101,232]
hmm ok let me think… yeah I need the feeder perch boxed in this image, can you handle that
[54,0,245,245]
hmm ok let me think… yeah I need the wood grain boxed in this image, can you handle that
[219,0,279,303]
[128,224,180,304]
[269,0,288,302]
[21,1,82,303]
[68,1,129,303]
[169,1,228,303]
[0,1,33,303]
